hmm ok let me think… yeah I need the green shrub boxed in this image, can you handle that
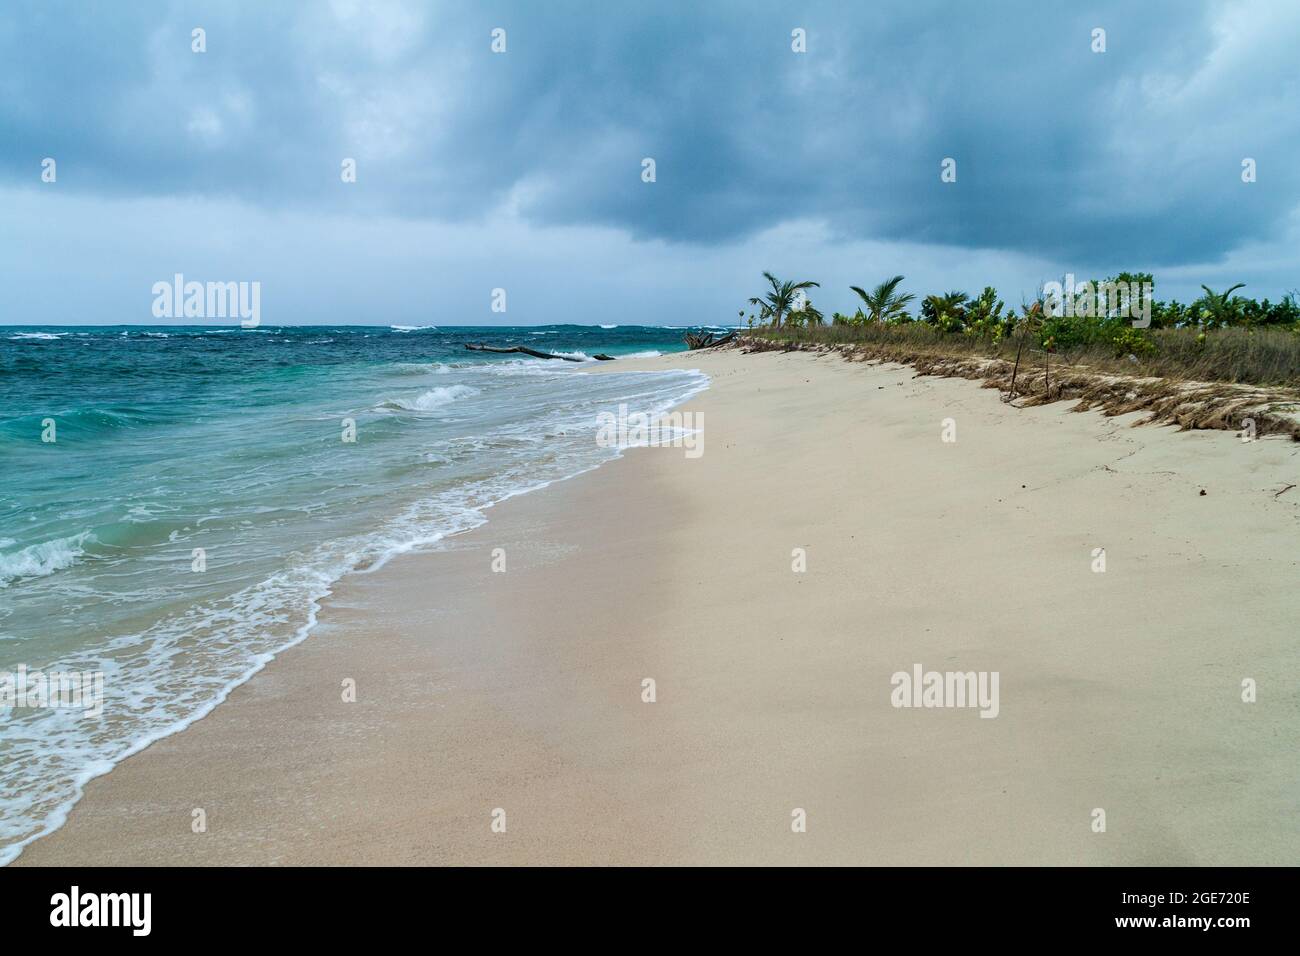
[1109,325,1157,358]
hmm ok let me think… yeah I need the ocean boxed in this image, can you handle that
[0,324,711,863]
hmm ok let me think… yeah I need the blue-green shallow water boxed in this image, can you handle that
[0,324,713,863]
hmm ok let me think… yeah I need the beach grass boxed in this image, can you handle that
[746,324,1300,388]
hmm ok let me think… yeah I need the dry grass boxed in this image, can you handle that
[750,324,1300,387]
[736,334,1300,440]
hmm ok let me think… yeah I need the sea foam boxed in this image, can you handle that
[0,532,92,587]
[377,384,479,412]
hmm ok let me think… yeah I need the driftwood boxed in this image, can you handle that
[684,330,738,350]
[464,343,615,362]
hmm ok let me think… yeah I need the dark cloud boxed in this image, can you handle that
[1,0,1296,269]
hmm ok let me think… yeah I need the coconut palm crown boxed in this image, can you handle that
[850,275,916,323]
[749,271,820,329]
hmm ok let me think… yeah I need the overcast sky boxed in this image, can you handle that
[2,0,1297,325]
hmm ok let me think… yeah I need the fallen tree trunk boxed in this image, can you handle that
[464,343,585,362]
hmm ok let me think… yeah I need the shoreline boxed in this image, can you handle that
[1,357,705,867]
[14,349,1300,865]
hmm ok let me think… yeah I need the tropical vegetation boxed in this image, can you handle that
[741,271,1300,386]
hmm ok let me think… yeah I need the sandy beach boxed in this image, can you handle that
[15,348,1299,866]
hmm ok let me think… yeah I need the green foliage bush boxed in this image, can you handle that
[1109,325,1158,358]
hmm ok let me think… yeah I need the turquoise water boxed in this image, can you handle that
[0,324,710,863]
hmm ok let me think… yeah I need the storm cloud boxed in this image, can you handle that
[1,0,1297,323]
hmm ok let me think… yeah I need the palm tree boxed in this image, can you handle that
[749,271,820,329]
[1198,283,1246,330]
[850,275,916,323]
[921,290,968,329]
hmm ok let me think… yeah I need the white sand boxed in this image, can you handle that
[15,349,1299,865]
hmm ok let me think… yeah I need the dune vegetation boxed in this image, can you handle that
[738,273,1300,438]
